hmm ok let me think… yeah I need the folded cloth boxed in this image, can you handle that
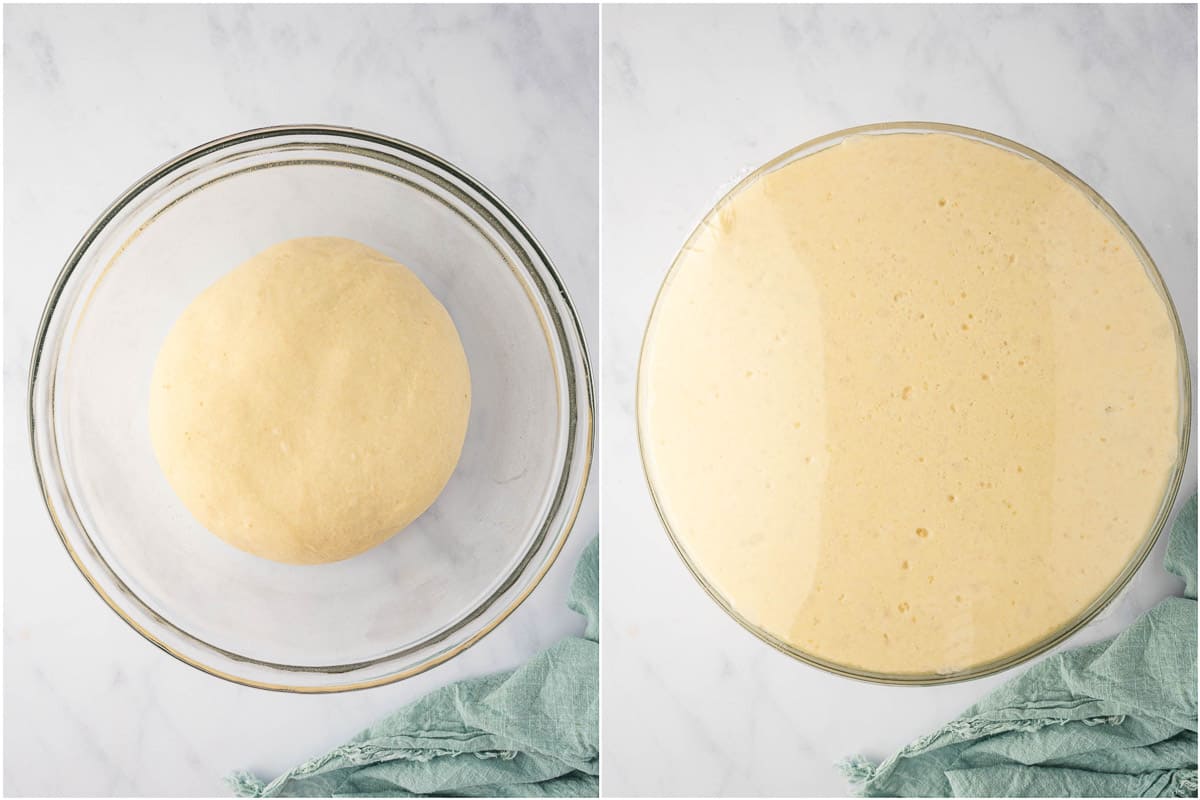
[842,496,1198,798]
[231,537,599,798]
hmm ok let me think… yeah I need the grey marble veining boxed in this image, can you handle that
[601,4,1196,796]
[3,4,597,796]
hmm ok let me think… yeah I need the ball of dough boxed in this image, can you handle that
[149,237,471,565]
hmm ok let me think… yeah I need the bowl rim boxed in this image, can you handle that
[635,120,1193,686]
[28,123,595,693]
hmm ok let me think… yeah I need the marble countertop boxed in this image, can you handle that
[601,4,1197,796]
[3,5,597,796]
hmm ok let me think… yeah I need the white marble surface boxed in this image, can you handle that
[3,5,597,797]
[601,4,1197,797]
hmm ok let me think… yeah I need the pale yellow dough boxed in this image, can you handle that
[150,237,471,565]
[640,133,1182,676]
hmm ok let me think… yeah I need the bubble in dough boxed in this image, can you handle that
[149,236,471,565]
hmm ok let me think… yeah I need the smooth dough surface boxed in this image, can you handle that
[640,133,1183,676]
[150,237,471,565]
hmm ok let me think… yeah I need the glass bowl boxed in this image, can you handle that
[29,125,593,692]
[637,121,1191,685]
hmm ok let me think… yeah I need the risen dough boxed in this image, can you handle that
[640,133,1182,675]
[150,237,471,565]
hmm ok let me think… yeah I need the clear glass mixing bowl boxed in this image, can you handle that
[30,125,593,692]
[637,122,1191,685]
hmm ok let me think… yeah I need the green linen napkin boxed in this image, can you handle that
[842,495,1198,798]
[230,537,599,798]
